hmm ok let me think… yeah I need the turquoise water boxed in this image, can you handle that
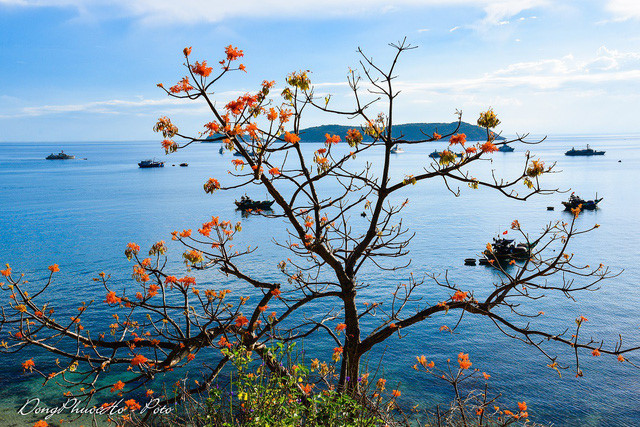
[0,136,639,426]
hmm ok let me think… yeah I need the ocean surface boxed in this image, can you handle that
[0,135,639,426]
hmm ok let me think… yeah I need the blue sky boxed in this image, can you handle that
[1,0,639,141]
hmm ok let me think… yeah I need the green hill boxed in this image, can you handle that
[203,122,503,143]
[297,122,504,142]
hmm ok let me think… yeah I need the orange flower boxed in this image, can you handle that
[592,348,601,357]
[480,141,499,153]
[183,46,192,56]
[449,133,466,145]
[376,378,386,390]
[125,399,141,411]
[301,383,314,395]
[284,132,300,145]
[224,45,244,61]
[518,401,527,412]
[33,421,48,427]
[267,108,278,121]
[335,323,346,332]
[48,264,60,273]
[483,372,491,380]
[325,133,341,145]
[218,336,232,348]
[235,315,249,328]
[147,284,160,298]
[1,265,11,277]
[346,128,363,146]
[279,109,293,123]
[392,389,401,398]
[131,354,148,366]
[269,167,281,176]
[105,291,121,305]
[169,76,194,94]
[111,380,125,393]
[191,61,213,77]
[476,408,483,416]
[451,290,468,302]
[271,288,281,298]
[204,178,221,194]
[22,359,35,372]
[187,353,195,362]
[432,132,442,140]
[258,305,268,312]
[332,346,343,362]
[458,352,472,370]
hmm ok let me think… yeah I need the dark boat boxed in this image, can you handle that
[179,163,188,167]
[46,151,75,160]
[483,237,536,263]
[429,150,462,159]
[138,159,164,168]
[565,145,605,156]
[561,193,602,211]
[498,144,514,152]
[235,196,275,211]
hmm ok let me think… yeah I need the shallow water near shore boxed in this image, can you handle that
[0,135,639,426]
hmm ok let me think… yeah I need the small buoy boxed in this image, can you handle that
[172,164,176,166]
[547,206,554,211]
[360,212,367,217]
[618,160,622,163]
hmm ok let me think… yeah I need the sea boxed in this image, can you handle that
[0,135,639,426]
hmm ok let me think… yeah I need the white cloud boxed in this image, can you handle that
[0,94,244,119]
[605,0,640,21]
[0,0,549,26]
[391,47,640,94]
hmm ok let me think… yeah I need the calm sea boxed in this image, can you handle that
[0,135,639,426]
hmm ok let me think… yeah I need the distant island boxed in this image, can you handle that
[204,122,504,143]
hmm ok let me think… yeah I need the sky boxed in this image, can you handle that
[1,0,640,141]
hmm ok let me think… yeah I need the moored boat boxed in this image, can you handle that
[429,149,462,159]
[46,151,75,160]
[565,145,605,156]
[483,237,536,263]
[561,193,602,210]
[390,144,404,154]
[138,159,164,168]
[235,196,275,211]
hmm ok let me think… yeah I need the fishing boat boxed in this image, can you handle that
[390,144,404,154]
[561,193,602,210]
[235,196,275,211]
[482,237,537,263]
[498,144,514,152]
[179,163,188,167]
[429,150,462,159]
[138,159,164,168]
[46,151,75,160]
[565,145,605,156]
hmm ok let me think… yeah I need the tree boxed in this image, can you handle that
[1,39,636,424]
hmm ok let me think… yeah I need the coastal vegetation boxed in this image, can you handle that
[1,39,637,426]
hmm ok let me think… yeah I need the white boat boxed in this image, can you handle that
[390,144,404,154]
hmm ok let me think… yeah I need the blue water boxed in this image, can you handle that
[0,136,639,426]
